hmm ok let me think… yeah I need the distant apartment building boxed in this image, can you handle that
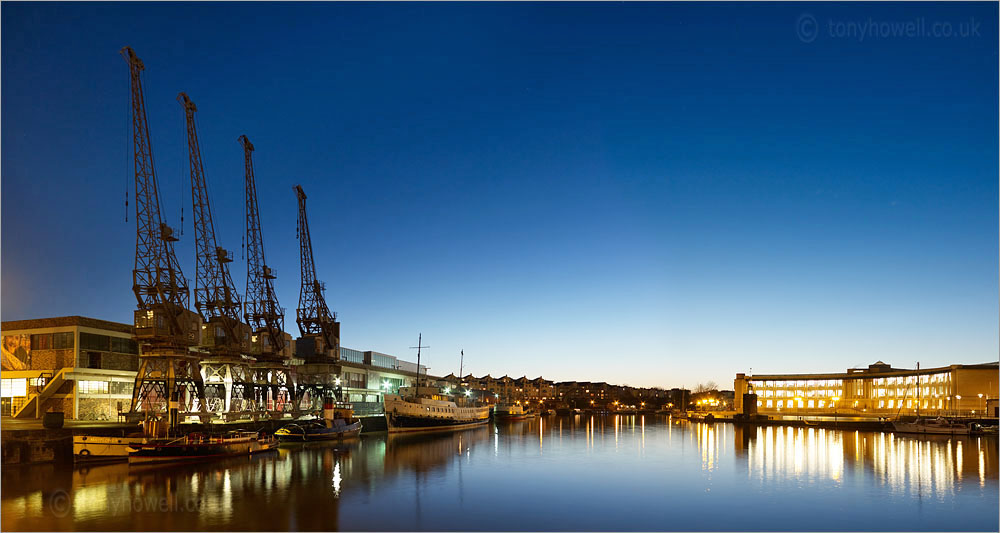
[735,361,999,417]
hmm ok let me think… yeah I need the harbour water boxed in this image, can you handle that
[2,415,997,531]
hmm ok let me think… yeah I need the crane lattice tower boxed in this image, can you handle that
[122,47,207,430]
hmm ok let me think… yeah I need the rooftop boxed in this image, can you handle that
[1,315,133,335]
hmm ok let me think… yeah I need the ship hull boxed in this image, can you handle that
[384,396,490,433]
[386,414,490,433]
[276,421,362,441]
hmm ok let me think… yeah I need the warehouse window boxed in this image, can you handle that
[53,332,74,349]
[110,336,139,354]
[80,332,110,352]
[31,334,52,350]
[78,380,109,394]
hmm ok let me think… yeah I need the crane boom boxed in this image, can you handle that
[294,185,339,360]
[241,135,286,358]
[122,47,193,344]
[178,92,246,355]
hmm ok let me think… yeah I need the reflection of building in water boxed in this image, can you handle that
[728,424,998,493]
[735,361,999,417]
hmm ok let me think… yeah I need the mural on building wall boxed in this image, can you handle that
[1,334,31,370]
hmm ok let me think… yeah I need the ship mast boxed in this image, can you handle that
[410,334,430,390]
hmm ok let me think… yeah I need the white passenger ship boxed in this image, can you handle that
[384,386,490,433]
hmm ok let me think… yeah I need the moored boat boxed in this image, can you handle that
[384,335,490,433]
[892,417,970,435]
[384,386,490,433]
[74,435,148,462]
[276,420,362,441]
[276,401,362,441]
[128,430,277,465]
[495,404,531,421]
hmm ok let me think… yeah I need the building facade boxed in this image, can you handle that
[734,361,999,418]
[1,316,140,420]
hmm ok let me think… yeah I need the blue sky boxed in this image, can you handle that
[2,2,997,388]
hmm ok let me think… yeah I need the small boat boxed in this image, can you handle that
[972,424,998,435]
[555,406,574,416]
[128,430,277,465]
[893,417,970,435]
[688,412,715,422]
[495,404,531,421]
[276,402,362,441]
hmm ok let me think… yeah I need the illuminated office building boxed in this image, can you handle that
[734,361,998,417]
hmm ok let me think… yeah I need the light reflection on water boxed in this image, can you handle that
[2,416,997,531]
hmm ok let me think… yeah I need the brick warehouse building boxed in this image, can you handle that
[1,316,139,419]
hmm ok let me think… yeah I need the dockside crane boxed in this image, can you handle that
[294,185,341,410]
[122,47,206,430]
[241,135,293,416]
[179,92,256,419]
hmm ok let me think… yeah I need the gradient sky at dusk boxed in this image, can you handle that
[2,2,997,389]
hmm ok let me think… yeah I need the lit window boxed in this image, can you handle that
[765,400,772,408]
[807,400,815,408]
[888,400,894,409]
[1,379,27,398]
[777,400,783,408]
[818,400,825,408]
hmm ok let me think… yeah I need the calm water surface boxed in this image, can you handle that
[2,416,998,531]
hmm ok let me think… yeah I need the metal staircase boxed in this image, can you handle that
[13,369,69,419]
